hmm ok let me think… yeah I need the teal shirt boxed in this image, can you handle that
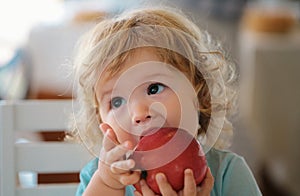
[76,148,262,196]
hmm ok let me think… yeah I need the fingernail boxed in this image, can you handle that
[105,129,110,135]
[185,168,193,175]
[107,129,115,139]
[123,141,129,147]
[156,173,164,182]
[127,159,135,168]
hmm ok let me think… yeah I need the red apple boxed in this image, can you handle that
[129,127,207,195]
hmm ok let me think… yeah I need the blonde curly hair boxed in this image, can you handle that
[69,6,238,155]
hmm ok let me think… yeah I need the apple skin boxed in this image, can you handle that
[129,127,207,195]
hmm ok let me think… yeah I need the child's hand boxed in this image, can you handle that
[97,123,140,190]
[134,168,214,196]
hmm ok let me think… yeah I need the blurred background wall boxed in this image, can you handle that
[1,0,300,195]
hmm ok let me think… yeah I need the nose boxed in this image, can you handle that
[131,102,152,125]
[134,114,151,124]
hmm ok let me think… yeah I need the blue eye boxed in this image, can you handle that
[147,83,165,95]
[111,97,126,109]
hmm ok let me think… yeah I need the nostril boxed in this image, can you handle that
[135,115,151,124]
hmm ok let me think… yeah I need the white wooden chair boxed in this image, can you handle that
[0,100,93,196]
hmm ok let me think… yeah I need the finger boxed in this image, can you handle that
[100,123,118,143]
[102,129,119,151]
[183,168,197,196]
[102,141,130,164]
[119,171,141,185]
[111,159,135,174]
[134,191,143,196]
[99,123,110,134]
[156,173,177,196]
[139,179,156,196]
[197,168,214,196]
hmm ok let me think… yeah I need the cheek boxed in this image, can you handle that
[164,97,182,126]
[102,107,127,124]
[110,109,132,130]
[103,110,135,140]
[110,123,139,145]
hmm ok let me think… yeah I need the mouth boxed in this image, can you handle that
[140,127,161,140]
[125,127,161,160]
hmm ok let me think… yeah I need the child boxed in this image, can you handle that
[70,6,262,196]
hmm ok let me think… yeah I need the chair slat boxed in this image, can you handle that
[16,142,92,173]
[17,183,78,196]
[13,100,76,132]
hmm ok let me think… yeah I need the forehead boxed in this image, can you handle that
[95,48,192,100]
[121,48,162,71]
[96,48,161,89]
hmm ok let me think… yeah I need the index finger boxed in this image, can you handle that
[100,123,117,139]
[182,168,197,195]
[102,128,119,151]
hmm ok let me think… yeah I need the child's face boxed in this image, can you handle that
[95,49,198,146]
